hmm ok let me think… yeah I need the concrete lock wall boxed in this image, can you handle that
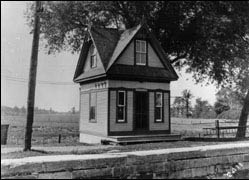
[1,143,249,179]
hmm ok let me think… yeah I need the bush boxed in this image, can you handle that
[217,108,241,120]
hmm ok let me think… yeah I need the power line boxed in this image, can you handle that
[2,75,76,85]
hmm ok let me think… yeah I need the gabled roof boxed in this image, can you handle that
[90,27,120,69]
[73,22,178,83]
[106,24,141,70]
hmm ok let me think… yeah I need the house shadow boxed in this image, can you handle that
[30,149,49,154]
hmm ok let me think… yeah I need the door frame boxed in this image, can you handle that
[133,90,149,134]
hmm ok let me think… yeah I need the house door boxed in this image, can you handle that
[134,91,149,132]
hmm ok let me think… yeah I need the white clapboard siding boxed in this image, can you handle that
[116,41,134,65]
[80,90,108,136]
[83,46,105,72]
[148,43,164,68]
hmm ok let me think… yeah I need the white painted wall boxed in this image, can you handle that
[116,41,164,68]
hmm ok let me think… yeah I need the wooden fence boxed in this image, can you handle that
[203,120,249,138]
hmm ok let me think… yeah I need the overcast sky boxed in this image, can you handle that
[1,1,218,112]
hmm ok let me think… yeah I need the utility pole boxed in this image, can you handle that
[24,1,42,151]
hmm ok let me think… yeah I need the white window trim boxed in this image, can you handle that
[117,91,126,122]
[89,92,97,122]
[90,44,97,68]
[90,55,97,68]
[136,40,147,65]
[136,40,147,53]
[155,92,163,122]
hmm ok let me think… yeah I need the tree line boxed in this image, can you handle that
[171,88,243,120]
[1,106,79,115]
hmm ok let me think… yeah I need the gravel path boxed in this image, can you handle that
[1,144,114,154]
[2,142,249,165]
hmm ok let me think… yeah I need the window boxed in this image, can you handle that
[135,40,147,65]
[89,92,96,122]
[155,92,163,122]
[90,44,97,68]
[117,91,126,122]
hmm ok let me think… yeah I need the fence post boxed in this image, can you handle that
[58,134,61,143]
[215,120,220,139]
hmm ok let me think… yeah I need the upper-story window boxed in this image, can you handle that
[135,40,147,65]
[90,44,97,68]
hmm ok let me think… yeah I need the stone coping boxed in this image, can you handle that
[2,142,249,166]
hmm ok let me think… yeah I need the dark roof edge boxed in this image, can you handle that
[73,37,87,80]
[144,24,179,80]
[73,73,107,83]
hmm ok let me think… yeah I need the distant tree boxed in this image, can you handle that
[13,106,20,115]
[215,88,243,109]
[182,89,193,118]
[21,106,26,114]
[172,97,185,117]
[194,98,215,118]
[214,100,230,117]
[34,106,39,114]
[214,87,246,119]
[71,107,76,114]
[214,88,243,117]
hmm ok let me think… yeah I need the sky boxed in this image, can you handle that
[1,1,218,112]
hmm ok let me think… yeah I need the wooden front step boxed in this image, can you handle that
[102,134,181,144]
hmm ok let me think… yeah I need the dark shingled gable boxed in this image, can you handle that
[73,23,179,83]
[90,27,120,69]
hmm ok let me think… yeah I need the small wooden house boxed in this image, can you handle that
[73,22,179,144]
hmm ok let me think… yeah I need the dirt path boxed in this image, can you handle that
[1,144,115,154]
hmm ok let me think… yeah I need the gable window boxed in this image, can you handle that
[90,44,97,68]
[117,91,126,123]
[89,92,97,122]
[135,40,147,65]
[155,92,163,122]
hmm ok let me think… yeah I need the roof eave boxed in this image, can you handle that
[73,73,107,84]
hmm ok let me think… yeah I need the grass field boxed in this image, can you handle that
[1,113,247,146]
[1,114,79,145]
[1,113,79,127]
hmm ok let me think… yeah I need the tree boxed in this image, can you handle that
[214,101,230,117]
[194,98,213,118]
[21,106,26,114]
[215,88,243,108]
[182,89,193,118]
[26,1,249,137]
[13,106,20,115]
[71,107,76,114]
[172,97,185,117]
